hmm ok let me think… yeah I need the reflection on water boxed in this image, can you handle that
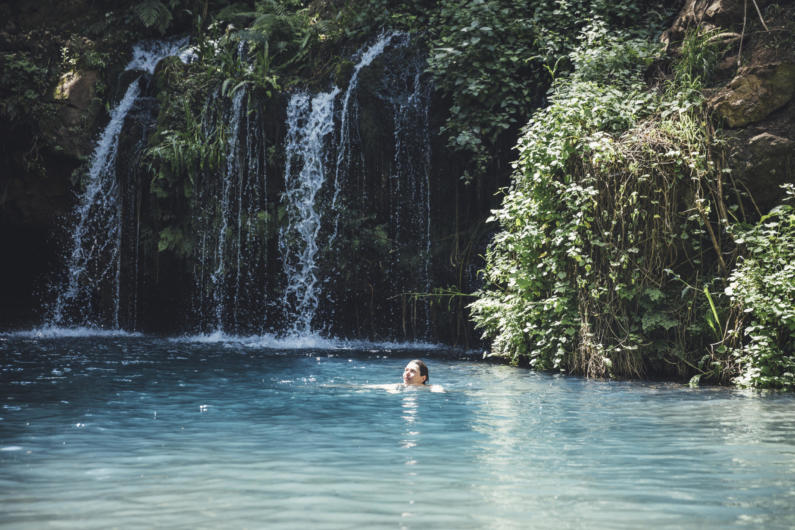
[0,336,794,529]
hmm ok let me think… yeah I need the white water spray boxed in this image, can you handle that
[280,89,340,335]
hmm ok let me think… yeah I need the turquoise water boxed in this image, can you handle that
[1,334,794,529]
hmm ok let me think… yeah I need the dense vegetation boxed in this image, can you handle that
[468,6,795,389]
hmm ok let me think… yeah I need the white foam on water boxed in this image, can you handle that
[4,328,443,350]
[4,327,143,339]
[126,37,190,73]
[172,331,443,351]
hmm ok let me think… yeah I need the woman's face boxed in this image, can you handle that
[402,361,426,385]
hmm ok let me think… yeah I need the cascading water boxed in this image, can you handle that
[279,33,407,337]
[50,38,187,329]
[383,50,432,337]
[279,32,432,339]
[280,89,340,336]
[46,31,434,340]
[331,31,405,242]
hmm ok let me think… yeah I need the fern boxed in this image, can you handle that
[133,0,173,34]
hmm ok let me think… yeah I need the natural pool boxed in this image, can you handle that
[1,333,794,529]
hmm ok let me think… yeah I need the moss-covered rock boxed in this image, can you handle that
[710,62,795,127]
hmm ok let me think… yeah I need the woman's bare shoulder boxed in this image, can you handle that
[362,383,403,393]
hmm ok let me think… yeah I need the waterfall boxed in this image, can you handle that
[280,33,406,337]
[331,31,405,242]
[47,31,433,339]
[50,39,187,329]
[210,87,246,332]
[280,89,340,336]
[279,32,432,339]
[384,53,432,337]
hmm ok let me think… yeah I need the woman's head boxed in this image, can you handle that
[403,360,428,385]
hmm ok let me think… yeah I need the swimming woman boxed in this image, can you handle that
[365,359,444,392]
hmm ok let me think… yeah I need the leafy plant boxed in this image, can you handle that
[0,51,50,122]
[725,184,795,389]
[133,0,177,34]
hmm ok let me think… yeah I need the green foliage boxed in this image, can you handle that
[725,185,795,389]
[0,51,50,122]
[158,225,189,253]
[188,0,338,98]
[470,22,735,380]
[133,0,176,34]
[426,0,546,182]
[674,28,722,91]
[568,18,660,87]
[144,73,228,257]
[425,0,669,183]
[61,37,112,72]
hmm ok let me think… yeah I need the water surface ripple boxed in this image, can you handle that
[1,336,794,528]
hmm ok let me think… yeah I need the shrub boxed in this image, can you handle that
[726,184,795,389]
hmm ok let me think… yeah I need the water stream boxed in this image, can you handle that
[280,89,340,336]
[210,87,247,332]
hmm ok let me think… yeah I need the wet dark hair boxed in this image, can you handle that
[410,359,429,384]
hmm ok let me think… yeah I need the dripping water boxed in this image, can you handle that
[330,31,405,244]
[384,48,432,337]
[191,39,269,334]
[210,87,246,332]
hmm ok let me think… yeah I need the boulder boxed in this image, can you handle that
[662,0,747,45]
[710,62,795,128]
[45,69,102,159]
[54,69,98,108]
[733,132,794,211]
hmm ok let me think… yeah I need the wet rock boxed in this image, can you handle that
[710,62,795,128]
[54,69,98,108]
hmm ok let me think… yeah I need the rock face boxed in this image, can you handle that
[47,69,102,158]
[665,0,745,41]
[663,0,795,214]
[711,63,795,128]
